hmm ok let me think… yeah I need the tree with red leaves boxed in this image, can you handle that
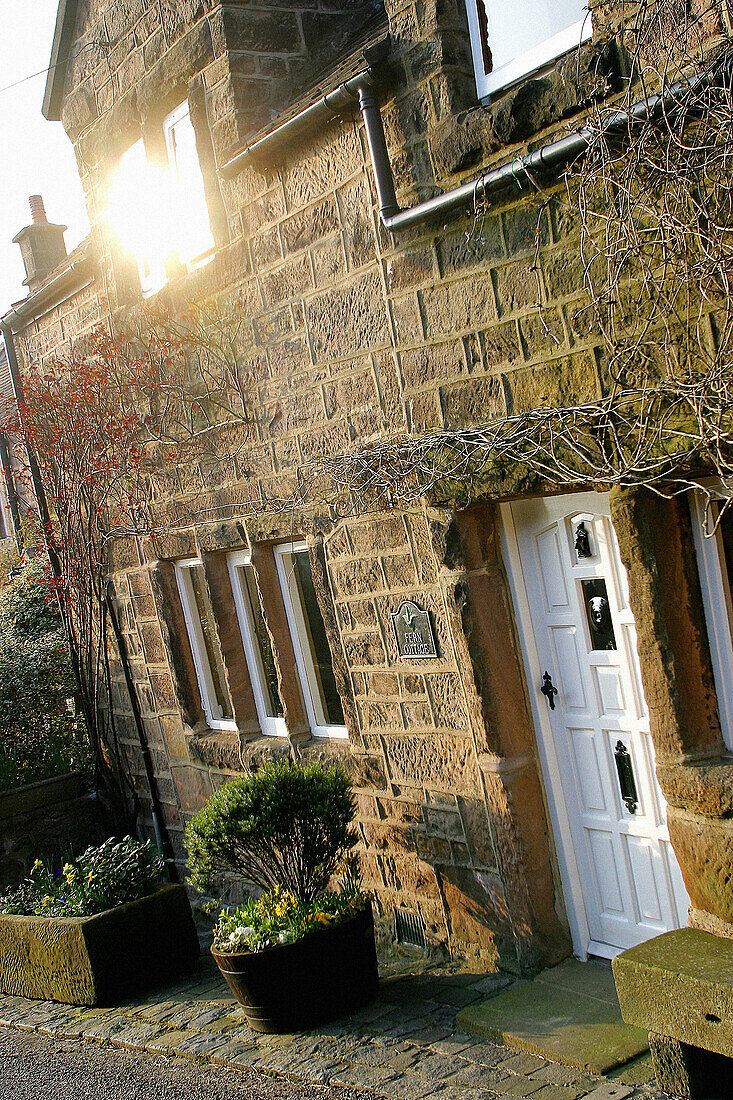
[1,297,252,834]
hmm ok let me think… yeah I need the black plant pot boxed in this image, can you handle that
[211,903,379,1033]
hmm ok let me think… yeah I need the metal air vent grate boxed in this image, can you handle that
[394,908,426,948]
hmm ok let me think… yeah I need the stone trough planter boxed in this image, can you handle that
[0,883,199,1006]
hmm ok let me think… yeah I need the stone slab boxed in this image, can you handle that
[457,960,649,1076]
[613,927,733,1059]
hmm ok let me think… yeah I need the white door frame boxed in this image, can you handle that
[499,501,593,958]
[500,492,688,958]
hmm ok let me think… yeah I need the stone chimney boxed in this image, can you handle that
[12,195,67,293]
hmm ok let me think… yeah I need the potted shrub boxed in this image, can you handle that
[0,837,199,1006]
[185,761,378,1033]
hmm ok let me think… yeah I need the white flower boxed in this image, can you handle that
[228,924,256,946]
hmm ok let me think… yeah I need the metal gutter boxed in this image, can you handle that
[220,67,379,180]
[43,0,77,122]
[219,60,716,232]
[1,245,94,333]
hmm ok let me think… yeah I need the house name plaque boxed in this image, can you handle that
[391,600,438,659]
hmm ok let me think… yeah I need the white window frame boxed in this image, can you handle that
[163,101,215,272]
[275,541,348,740]
[175,557,237,732]
[690,489,733,752]
[466,0,592,100]
[227,550,287,738]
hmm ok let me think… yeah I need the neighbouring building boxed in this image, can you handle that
[3,0,733,975]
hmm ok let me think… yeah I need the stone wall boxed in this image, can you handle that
[12,0,733,964]
[0,774,110,889]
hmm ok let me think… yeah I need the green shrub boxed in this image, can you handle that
[0,836,164,916]
[0,559,91,791]
[185,761,358,906]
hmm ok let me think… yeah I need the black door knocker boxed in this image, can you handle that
[541,671,559,710]
[575,521,592,558]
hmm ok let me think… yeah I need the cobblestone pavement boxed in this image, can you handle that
[0,955,664,1100]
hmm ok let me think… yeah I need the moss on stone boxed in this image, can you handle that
[0,884,199,1006]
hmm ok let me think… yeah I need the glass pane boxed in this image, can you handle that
[165,108,214,265]
[581,578,617,652]
[240,564,283,719]
[480,0,585,70]
[189,564,234,721]
[292,551,344,727]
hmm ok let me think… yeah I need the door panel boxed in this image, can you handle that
[506,492,689,954]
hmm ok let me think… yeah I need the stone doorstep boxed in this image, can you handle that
[456,960,649,1077]
[613,927,733,1059]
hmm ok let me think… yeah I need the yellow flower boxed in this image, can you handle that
[32,860,43,871]
[87,871,94,882]
[314,912,332,925]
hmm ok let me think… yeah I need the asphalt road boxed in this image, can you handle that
[0,1027,375,1100]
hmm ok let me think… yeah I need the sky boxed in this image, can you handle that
[0,1,90,314]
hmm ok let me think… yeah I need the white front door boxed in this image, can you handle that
[501,492,689,958]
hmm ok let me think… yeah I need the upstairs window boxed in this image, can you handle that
[107,103,214,297]
[466,0,591,100]
[163,103,215,271]
[109,139,168,297]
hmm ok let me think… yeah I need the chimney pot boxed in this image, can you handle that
[29,195,47,224]
[11,197,68,293]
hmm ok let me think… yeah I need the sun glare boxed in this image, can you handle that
[107,140,170,294]
[106,116,214,297]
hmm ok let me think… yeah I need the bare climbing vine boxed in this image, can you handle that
[279,0,733,528]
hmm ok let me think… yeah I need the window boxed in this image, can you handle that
[275,542,347,739]
[108,139,168,297]
[163,103,215,270]
[175,558,236,731]
[228,550,287,738]
[690,491,733,752]
[107,103,214,297]
[466,0,591,100]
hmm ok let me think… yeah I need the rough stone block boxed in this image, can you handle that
[221,7,302,54]
[281,197,339,254]
[421,276,498,337]
[613,928,733,1059]
[306,272,390,361]
[647,1032,733,1100]
[441,376,506,429]
[384,734,481,795]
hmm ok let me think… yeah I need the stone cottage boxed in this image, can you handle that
[3,0,733,975]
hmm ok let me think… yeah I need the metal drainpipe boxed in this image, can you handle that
[219,63,716,232]
[362,68,715,232]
